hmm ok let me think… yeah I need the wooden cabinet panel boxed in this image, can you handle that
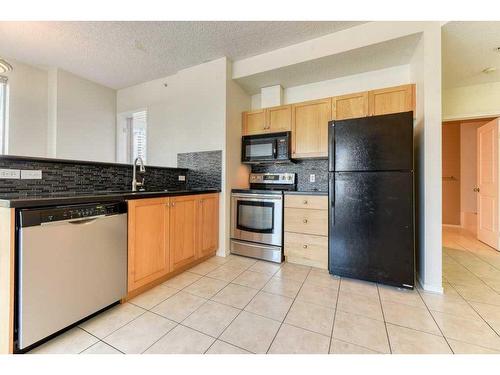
[368,84,415,116]
[267,105,292,133]
[285,194,328,210]
[197,193,219,258]
[170,195,198,270]
[284,232,328,269]
[242,109,266,135]
[284,207,328,236]
[332,92,369,120]
[292,98,331,158]
[128,198,170,292]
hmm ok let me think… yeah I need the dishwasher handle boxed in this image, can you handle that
[40,215,107,226]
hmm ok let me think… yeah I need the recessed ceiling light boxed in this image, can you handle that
[482,67,497,74]
[0,58,13,73]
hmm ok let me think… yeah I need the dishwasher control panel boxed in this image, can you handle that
[19,201,127,227]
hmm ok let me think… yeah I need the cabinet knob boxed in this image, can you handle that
[171,202,175,207]
[303,218,308,224]
[303,200,308,204]
[303,244,308,249]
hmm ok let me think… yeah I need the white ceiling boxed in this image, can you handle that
[443,21,500,89]
[236,33,421,94]
[0,21,363,89]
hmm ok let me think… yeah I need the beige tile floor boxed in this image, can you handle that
[29,227,500,354]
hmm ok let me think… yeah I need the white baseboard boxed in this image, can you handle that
[417,275,443,294]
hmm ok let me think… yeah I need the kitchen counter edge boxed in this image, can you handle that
[0,189,221,209]
[284,191,328,196]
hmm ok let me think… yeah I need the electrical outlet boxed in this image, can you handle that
[21,170,42,180]
[0,169,20,179]
[309,174,316,183]
[178,175,186,181]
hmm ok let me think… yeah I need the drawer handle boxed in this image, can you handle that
[303,244,308,249]
[303,218,308,224]
[303,200,308,204]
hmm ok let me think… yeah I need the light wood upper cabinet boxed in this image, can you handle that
[170,195,198,271]
[291,98,332,158]
[196,193,219,258]
[128,198,170,292]
[332,91,369,121]
[368,84,415,116]
[266,105,292,133]
[242,109,267,135]
[242,106,291,135]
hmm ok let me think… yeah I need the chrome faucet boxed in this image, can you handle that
[132,157,146,191]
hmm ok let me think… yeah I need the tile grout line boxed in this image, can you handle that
[265,267,312,354]
[327,277,342,354]
[377,284,392,354]
[205,260,280,354]
[142,261,257,354]
[415,287,455,354]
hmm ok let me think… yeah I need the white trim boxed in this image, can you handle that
[443,112,500,122]
[417,275,443,294]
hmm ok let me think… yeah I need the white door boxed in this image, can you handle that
[477,118,500,250]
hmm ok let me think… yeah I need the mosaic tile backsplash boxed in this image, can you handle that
[177,150,222,190]
[252,158,328,192]
[0,156,188,195]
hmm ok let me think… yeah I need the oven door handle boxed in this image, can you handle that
[232,193,282,200]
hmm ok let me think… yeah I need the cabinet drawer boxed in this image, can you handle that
[284,232,328,269]
[284,208,328,236]
[285,194,328,210]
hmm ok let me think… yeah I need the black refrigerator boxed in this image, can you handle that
[328,111,414,289]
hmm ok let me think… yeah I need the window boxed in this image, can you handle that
[0,75,8,154]
[117,109,147,164]
[129,110,147,163]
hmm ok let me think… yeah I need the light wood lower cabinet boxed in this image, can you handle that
[127,193,219,294]
[197,194,219,258]
[128,198,170,292]
[284,194,328,269]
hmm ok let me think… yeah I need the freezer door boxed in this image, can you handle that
[329,171,414,288]
[332,111,413,172]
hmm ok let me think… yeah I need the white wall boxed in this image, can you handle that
[225,61,251,255]
[55,69,116,162]
[443,82,500,121]
[117,58,227,167]
[2,59,48,157]
[250,65,411,109]
[410,25,443,293]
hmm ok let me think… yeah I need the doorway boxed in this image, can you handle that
[442,117,497,241]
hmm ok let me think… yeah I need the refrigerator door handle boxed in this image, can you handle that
[328,121,335,172]
[329,173,335,226]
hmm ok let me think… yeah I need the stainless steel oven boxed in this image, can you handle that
[230,173,296,263]
[241,131,291,164]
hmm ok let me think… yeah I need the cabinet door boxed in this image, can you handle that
[292,98,331,158]
[196,194,219,258]
[332,92,369,120]
[242,109,267,135]
[267,105,292,133]
[128,198,170,292]
[170,195,198,270]
[368,84,415,116]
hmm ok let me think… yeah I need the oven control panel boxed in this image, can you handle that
[249,173,295,185]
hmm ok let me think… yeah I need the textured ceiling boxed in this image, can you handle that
[0,21,363,89]
[236,33,421,94]
[443,21,500,89]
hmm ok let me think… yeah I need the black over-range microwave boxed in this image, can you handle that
[241,131,292,164]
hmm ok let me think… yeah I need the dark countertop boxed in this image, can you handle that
[0,188,220,208]
[284,191,328,196]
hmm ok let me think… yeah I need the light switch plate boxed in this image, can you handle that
[0,169,20,179]
[178,175,186,181]
[309,174,316,183]
[21,170,42,180]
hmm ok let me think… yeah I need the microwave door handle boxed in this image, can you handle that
[273,140,277,159]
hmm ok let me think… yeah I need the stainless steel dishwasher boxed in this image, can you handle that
[17,201,127,351]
